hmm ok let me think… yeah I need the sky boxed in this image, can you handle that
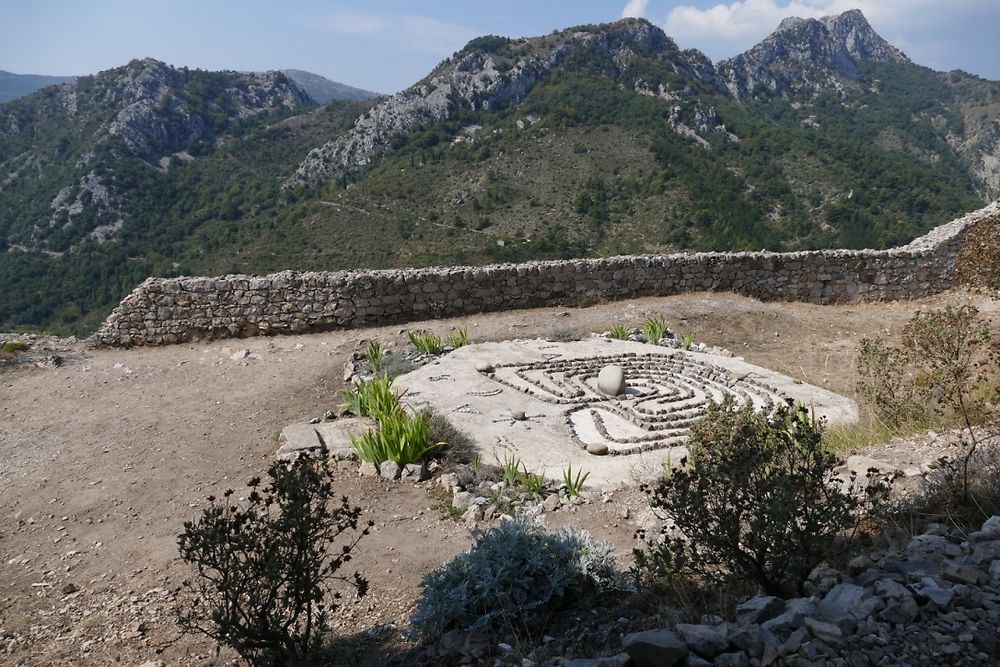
[1,1,998,94]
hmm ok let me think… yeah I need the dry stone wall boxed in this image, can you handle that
[95,203,999,346]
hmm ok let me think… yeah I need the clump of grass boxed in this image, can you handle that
[680,333,696,351]
[609,325,630,340]
[1,341,29,354]
[642,316,669,345]
[519,467,546,496]
[351,410,441,467]
[499,452,522,487]
[365,340,383,373]
[447,327,471,349]
[562,465,590,498]
[409,331,444,355]
[341,376,403,422]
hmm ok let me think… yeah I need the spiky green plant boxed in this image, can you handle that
[642,315,669,345]
[518,465,546,496]
[609,325,630,340]
[341,376,403,422]
[562,465,590,498]
[447,327,471,349]
[409,331,445,355]
[365,340,384,373]
[351,410,442,466]
[499,452,522,487]
[680,333,696,351]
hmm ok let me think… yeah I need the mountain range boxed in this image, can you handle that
[1,9,998,334]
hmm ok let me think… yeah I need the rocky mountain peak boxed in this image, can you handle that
[718,9,909,99]
[290,18,716,186]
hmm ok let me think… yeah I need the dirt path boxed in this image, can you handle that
[1,289,995,665]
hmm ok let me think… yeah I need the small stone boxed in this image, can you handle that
[358,462,379,477]
[230,349,249,360]
[803,617,843,644]
[512,410,527,421]
[475,361,493,373]
[400,462,430,482]
[61,582,78,595]
[542,494,561,512]
[587,442,610,456]
[452,491,475,510]
[379,460,401,480]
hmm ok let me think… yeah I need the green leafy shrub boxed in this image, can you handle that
[956,215,1000,291]
[608,325,630,340]
[447,327,471,349]
[350,410,441,467]
[1,341,28,353]
[857,305,998,510]
[176,459,371,665]
[641,315,668,345]
[409,330,445,355]
[412,518,625,639]
[341,376,403,423]
[634,397,890,597]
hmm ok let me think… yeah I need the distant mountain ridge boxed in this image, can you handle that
[281,69,379,104]
[0,70,76,103]
[1,9,998,336]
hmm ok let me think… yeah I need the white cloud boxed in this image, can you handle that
[321,12,478,57]
[658,0,1000,68]
[621,0,650,19]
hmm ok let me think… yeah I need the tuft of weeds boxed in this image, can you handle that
[499,452,522,487]
[447,327,471,349]
[680,333,696,351]
[1,341,29,354]
[641,316,669,345]
[341,376,404,422]
[409,331,445,355]
[365,340,383,374]
[609,325,630,340]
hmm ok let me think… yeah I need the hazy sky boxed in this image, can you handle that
[1,1,998,94]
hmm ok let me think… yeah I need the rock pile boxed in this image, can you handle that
[602,516,1000,666]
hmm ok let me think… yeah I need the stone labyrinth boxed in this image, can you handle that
[395,339,857,485]
[482,352,785,455]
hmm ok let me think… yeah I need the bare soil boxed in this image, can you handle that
[1,289,995,665]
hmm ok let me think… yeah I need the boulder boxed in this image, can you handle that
[675,623,729,658]
[736,596,785,625]
[275,424,324,461]
[622,628,689,666]
[314,417,375,461]
[597,365,626,396]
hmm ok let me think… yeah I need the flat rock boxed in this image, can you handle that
[314,417,375,461]
[276,424,324,461]
[623,628,688,667]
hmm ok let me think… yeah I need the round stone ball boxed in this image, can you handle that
[597,365,626,396]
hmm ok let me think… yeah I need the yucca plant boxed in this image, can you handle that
[642,315,669,345]
[562,465,590,498]
[609,325,630,340]
[409,331,445,355]
[351,410,442,466]
[341,376,403,422]
[447,327,471,349]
